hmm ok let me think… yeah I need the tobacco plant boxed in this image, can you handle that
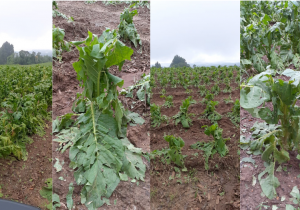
[118,4,142,48]
[161,95,174,108]
[163,135,185,168]
[68,30,146,209]
[0,65,52,160]
[191,123,229,170]
[211,84,220,95]
[53,25,70,61]
[241,69,300,199]
[227,99,240,127]
[223,95,234,104]
[198,85,207,97]
[201,101,222,123]
[151,135,185,169]
[173,96,196,128]
[200,92,214,104]
[151,103,168,127]
[121,73,150,104]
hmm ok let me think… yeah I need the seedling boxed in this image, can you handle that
[173,96,196,128]
[191,123,229,170]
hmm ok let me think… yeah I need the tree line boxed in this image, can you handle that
[0,41,51,65]
[154,55,190,68]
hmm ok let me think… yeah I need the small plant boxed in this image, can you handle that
[118,4,142,48]
[52,25,70,61]
[164,135,185,167]
[173,96,196,128]
[160,88,166,96]
[185,88,193,94]
[151,103,168,127]
[198,85,206,97]
[191,123,229,170]
[200,92,214,104]
[211,84,220,95]
[227,99,240,127]
[200,101,222,123]
[52,1,74,22]
[223,95,233,104]
[222,83,232,93]
[161,95,174,108]
[152,135,185,168]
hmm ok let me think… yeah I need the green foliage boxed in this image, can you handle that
[191,123,229,170]
[161,95,174,108]
[200,92,214,104]
[121,74,150,104]
[118,4,141,48]
[102,1,150,9]
[201,101,222,123]
[173,96,196,128]
[39,178,53,210]
[0,65,52,160]
[241,69,300,199]
[52,25,70,61]
[68,30,146,209]
[52,1,74,22]
[66,182,74,209]
[52,113,75,133]
[290,186,300,206]
[223,95,234,104]
[198,85,207,97]
[222,83,232,93]
[241,1,300,74]
[52,193,61,210]
[152,135,185,168]
[227,99,240,127]
[211,84,220,95]
[151,103,168,127]
[164,135,185,167]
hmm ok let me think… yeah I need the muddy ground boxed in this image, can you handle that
[240,66,300,209]
[0,121,52,210]
[52,1,150,209]
[150,71,240,210]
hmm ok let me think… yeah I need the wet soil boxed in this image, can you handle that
[150,71,240,210]
[0,121,52,210]
[52,2,150,209]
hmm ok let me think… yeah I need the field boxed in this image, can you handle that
[240,1,300,209]
[0,65,52,209]
[52,1,150,209]
[150,66,240,209]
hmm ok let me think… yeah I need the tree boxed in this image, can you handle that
[170,55,190,68]
[154,61,162,68]
[0,41,14,64]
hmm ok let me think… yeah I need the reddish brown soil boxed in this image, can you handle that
[52,2,150,209]
[240,71,300,209]
[0,121,52,210]
[150,71,240,210]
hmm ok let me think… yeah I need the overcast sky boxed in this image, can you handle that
[151,1,240,66]
[0,1,51,51]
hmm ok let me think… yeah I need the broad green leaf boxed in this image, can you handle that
[66,182,74,209]
[258,162,280,199]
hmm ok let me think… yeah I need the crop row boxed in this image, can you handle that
[0,65,52,160]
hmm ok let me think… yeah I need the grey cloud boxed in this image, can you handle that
[151,1,240,65]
